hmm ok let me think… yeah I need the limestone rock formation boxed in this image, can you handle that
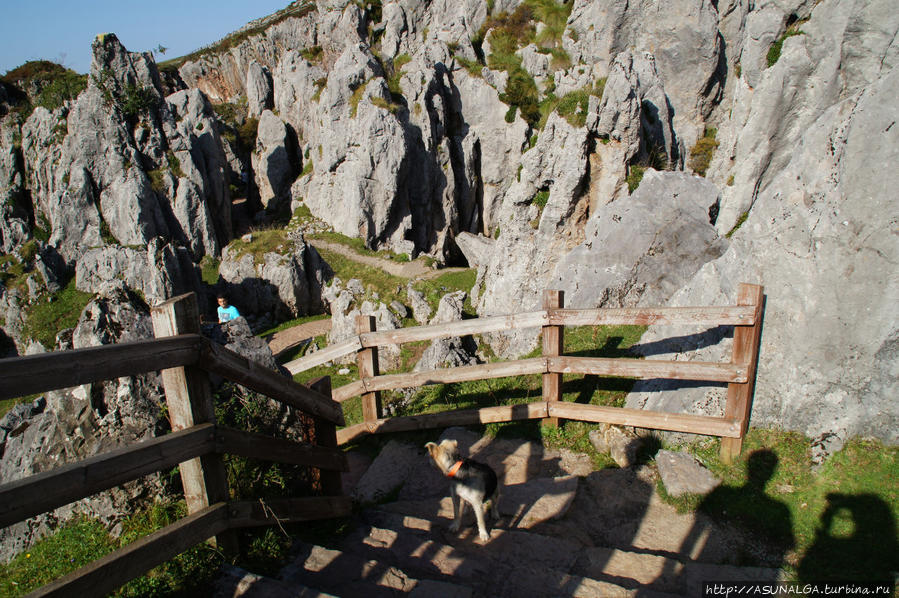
[252,109,299,213]
[19,34,231,266]
[552,170,728,309]
[414,291,478,372]
[75,239,199,306]
[626,0,899,445]
[218,233,331,325]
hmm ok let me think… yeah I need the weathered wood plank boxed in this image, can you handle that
[356,316,381,423]
[198,340,345,426]
[546,403,742,437]
[0,335,203,402]
[0,424,215,529]
[549,305,757,327]
[151,294,234,553]
[29,503,230,598]
[215,427,348,472]
[542,290,564,428]
[348,358,546,396]
[331,380,365,403]
[721,284,765,462]
[336,402,548,444]
[359,311,548,346]
[283,338,362,375]
[547,356,746,383]
[229,496,353,528]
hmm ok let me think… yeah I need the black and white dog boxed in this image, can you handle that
[425,439,500,541]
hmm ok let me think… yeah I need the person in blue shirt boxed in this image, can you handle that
[216,293,241,323]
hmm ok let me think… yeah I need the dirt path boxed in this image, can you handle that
[266,318,332,358]
[267,241,468,355]
[309,239,468,280]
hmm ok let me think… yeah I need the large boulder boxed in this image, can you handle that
[252,109,299,213]
[218,232,331,323]
[75,238,199,305]
[552,170,728,309]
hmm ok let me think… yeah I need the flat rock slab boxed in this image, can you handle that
[352,440,421,504]
[656,450,720,497]
[341,451,373,496]
[500,475,579,528]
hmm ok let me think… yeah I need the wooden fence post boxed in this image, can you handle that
[542,290,564,428]
[308,376,343,496]
[720,284,764,463]
[356,315,381,423]
[151,293,237,553]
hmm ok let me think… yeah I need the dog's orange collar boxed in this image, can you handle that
[447,460,463,478]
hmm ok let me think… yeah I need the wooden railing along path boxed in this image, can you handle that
[0,284,763,596]
[0,293,349,598]
[285,284,764,461]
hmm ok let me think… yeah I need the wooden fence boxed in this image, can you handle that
[0,284,764,595]
[286,283,764,462]
[0,293,349,598]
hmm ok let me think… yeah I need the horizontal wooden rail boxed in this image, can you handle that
[284,337,362,374]
[215,428,348,472]
[330,356,743,403]
[0,424,216,529]
[198,339,345,426]
[360,311,548,347]
[548,305,757,327]
[336,402,549,444]
[283,304,756,376]
[546,403,742,437]
[29,502,230,598]
[332,358,546,402]
[229,496,353,527]
[548,356,747,383]
[0,335,204,402]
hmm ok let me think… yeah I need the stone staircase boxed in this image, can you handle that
[215,428,785,597]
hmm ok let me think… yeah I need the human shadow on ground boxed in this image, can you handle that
[798,492,898,584]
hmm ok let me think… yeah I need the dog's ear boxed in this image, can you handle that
[424,442,437,457]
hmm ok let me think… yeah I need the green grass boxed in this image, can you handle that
[688,127,718,177]
[226,228,291,264]
[314,247,407,305]
[0,502,223,597]
[726,210,749,238]
[656,431,898,578]
[626,165,646,193]
[767,25,805,68]
[22,279,93,348]
[200,255,221,286]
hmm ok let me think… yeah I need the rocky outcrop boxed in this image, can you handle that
[476,112,592,356]
[19,34,231,265]
[552,170,728,309]
[564,0,724,140]
[253,109,298,213]
[625,0,899,446]
[75,239,199,306]
[414,291,478,371]
[218,232,331,325]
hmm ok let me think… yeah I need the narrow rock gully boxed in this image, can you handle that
[214,427,785,597]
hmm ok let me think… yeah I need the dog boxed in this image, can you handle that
[425,439,500,542]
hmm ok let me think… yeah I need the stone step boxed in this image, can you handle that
[333,510,678,598]
[279,541,473,598]
[214,564,334,598]
[360,509,783,596]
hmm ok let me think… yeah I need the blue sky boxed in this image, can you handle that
[1,1,291,75]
